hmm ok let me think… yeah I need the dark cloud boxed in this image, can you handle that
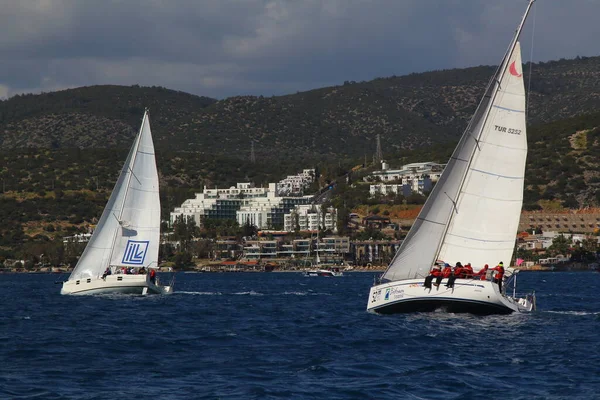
[0,0,598,99]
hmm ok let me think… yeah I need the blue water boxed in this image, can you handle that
[1,272,599,399]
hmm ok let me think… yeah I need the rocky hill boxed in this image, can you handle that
[2,55,600,161]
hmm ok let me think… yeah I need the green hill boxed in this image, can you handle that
[3,54,600,261]
[3,55,600,159]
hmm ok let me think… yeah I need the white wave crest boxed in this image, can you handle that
[546,310,600,316]
[177,291,222,296]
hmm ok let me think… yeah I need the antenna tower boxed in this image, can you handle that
[375,134,383,164]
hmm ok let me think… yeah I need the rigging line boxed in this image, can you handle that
[128,166,142,185]
[444,192,458,215]
[526,1,536,118]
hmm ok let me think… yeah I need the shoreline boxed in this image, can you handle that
[2,266,598,274]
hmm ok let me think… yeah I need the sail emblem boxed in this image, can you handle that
[122,240,149,265]
[509,61,522,77]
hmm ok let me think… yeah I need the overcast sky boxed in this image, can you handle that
[0,0,598,100]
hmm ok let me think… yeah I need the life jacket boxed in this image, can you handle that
[492,265,504,280]
[442,267,452,278]
[474,266,488,280]
[464,264,473,278]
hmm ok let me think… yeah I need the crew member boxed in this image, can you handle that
[491,262,505,292]
[436,263,452,287]
[464,263,474,279]
[424,265,441,289]
[473,264,489,280]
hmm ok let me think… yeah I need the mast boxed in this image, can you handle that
[429,0,535,267]
[106,109,149,267]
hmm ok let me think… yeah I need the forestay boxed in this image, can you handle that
[67,111,160,280]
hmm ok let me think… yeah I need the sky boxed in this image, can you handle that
[1,0,599,100]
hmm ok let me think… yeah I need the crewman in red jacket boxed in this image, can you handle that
[424,265,442,289]
[473,264,489,280]
[491,262,505,292]
[436,263,452,287]
[464,263,474,279]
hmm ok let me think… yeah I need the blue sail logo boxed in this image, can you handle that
[122,240,149,265]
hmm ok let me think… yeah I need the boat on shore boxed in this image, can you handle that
[367,0,537,315]
[61,110,173,296]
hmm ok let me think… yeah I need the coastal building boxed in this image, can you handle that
[365,161,445,183]
[240,236,350,261]
[352,240,401,266]
[283,204,337,233]
[276,169,315,196]
[170,182,314,230]
[369,177,432,198]
[519,210,600,234]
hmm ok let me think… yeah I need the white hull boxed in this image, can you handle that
[61,274,173,296]
[304,269,343,277]
[367,278,534,315]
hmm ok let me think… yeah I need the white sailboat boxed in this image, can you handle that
[61,110,173,295]
[303,210,344,277]
[367,0,537,314]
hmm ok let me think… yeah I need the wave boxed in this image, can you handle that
[176,291,222,296]
[233,291,264,296]
[545,310,600,316]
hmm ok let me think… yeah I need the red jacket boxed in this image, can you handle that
[464,264,473,278]
[442,267,452,278]
[491,265,504,280]
[474,266,488,280]
[431,268,442,277]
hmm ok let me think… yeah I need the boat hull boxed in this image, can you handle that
[303,270,343,277]
[367,278,532,315]
[61,274,173,296]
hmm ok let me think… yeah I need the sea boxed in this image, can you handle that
[1,271,598,400]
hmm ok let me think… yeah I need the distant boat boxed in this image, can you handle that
[304,252,344,277]
[303,268,343,277]
[367,0,537,314]
[61,110,173,295]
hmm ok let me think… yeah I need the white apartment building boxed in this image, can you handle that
[277,169,315,195]
[369,176,432,198]
[171,182,313,229]
[283,204,337,233]
[366,161,445,183]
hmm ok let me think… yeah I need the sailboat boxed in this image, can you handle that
[61,110,173,295]
[303,210,343,277]
[367,0,537,314]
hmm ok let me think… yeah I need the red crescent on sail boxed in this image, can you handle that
[509,61,522,77]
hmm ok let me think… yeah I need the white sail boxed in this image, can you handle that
[438,43,526,268]
[381,41,527,282]
[67,111,160,280]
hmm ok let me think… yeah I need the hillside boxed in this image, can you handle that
[2,55,600,160]
[3,54,600,263]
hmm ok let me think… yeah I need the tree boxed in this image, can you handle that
[548,234,570,257]
[241,220,258,238]
[172,215,200,253]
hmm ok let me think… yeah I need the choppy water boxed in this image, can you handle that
[1,271,599,399]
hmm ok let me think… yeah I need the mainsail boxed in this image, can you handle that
[67,111,160,280]
[381,12,531,282]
